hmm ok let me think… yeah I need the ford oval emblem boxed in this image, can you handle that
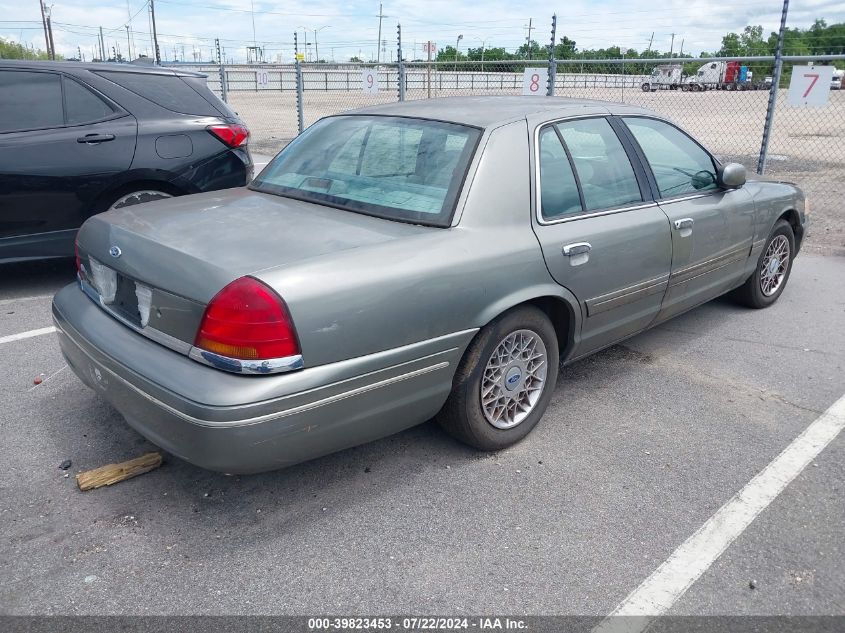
[507,373,521,385]
[109,246,122,258]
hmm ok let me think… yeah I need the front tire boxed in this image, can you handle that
[437,306,559,451]
[733,220,795,309]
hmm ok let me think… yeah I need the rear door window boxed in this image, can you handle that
[555,118,643,212]
[538,126,582,220]
[0,70,63,132]
[97,71,220,116]
[64,77,115,125]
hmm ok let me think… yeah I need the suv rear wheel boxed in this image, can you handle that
[108,189,173,211]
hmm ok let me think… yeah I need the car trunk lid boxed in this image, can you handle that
[75,187,430,351]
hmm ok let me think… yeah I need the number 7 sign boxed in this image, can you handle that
[788,65,833,107]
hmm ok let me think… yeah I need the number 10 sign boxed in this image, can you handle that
[522,68,548,96]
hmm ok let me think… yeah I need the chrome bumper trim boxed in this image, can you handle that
[188,346,304,375]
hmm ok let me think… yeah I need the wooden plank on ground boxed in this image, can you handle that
[76,452,163,491]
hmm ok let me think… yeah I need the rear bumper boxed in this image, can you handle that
[53,284,473,473]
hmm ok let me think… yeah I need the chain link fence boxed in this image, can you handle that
[172,56,844,253]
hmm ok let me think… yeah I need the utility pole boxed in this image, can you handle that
[679,39,684,56]
[126,0,135,61]
[646,32,654,55]
[99,26,106,61]
[525,18,533,58]
[669,33,675,57]
[376,3,384,65]
[125,24,132,60]
[45,6,55,60]
[314,29,318,62]
[250,0,257,50]
[39,1,52,59]
[149,0,161,64]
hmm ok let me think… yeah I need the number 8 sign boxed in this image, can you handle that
[522,68,548,96]
[362,69,379,94]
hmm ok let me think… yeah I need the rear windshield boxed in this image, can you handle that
[250,115,481,227]
[96,71,224,117]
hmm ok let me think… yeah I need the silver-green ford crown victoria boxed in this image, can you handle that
[53,96,808,473]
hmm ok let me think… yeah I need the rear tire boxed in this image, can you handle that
[733,220,795,309]
[437,306,559,451]
[641,83,650,92]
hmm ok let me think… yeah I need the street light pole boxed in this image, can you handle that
[455,33,463,70]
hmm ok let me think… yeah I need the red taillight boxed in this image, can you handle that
[207,123,249,148]
[194,277,300,361]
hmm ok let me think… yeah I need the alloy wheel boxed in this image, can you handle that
[480,329,548,429]
[760,234,790,297]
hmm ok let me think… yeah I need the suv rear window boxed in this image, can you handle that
[97,71,221,116]
[251,116,481,227]
[64,77,115,124]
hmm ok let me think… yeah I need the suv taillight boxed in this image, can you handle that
[207,123,249,148]
[194,277,300,360]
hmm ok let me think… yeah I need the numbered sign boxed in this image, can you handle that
[255,70,270,90]
[522,68,548,96]
[788,65,833,107]
[362,69,379,94]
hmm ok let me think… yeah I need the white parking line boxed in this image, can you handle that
[0,326,57,345]
[594,392,845,633]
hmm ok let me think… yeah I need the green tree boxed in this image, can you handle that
[0,38,54,60]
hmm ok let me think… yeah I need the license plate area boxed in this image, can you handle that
[110,274,143,328]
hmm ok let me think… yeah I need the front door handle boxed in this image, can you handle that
[562,242,591,256]
[674,218,694,230]
[77,133,116,144]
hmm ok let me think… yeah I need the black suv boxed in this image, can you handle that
[0,61,253,262]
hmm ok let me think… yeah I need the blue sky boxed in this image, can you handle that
[1,0,843,62]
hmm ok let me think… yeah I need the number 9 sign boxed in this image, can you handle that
[522,68,549,96]
[362,69,379,94]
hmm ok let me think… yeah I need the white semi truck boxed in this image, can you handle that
[641,64,683,91]
[681,60,763,91]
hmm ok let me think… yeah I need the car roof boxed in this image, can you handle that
[346,95,654,128]
[0,59,206,78]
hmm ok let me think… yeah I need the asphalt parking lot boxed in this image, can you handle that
[1,251,843,622]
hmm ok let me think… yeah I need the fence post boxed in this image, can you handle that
[294,32,304,134]
[397,24,406,101]
[758,0,789,175]
[215,38,227,103]
[547,14,557,96]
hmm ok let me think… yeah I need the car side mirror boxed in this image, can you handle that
[719,163,746,189]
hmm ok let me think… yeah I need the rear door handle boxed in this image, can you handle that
[77,134,116,144]
[562,242,591,256]
[674,218,694,230]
